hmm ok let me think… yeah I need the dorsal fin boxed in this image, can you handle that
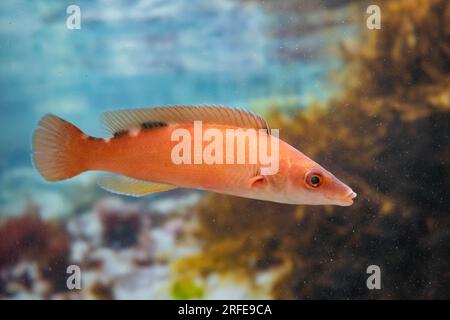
[102,105,269,135]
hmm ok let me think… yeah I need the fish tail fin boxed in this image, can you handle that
[32,114,90,181]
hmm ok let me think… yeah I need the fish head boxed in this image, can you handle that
[284,153,357,206]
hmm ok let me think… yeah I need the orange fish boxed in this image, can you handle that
[32,106,356,206]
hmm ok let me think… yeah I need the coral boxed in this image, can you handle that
[96,198,142,249]
[0,205,71,295]
[89,281,114,300]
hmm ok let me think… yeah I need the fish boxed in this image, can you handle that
[32,105,357,206]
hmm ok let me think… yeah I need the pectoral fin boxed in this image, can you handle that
[98,173,177,197]
[248,175,267,189]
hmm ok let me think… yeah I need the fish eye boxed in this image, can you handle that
[305,171,323,188]
[310,176,320,184]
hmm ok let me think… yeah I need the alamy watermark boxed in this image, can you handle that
[367,5,381,30]
[366,265,381,290]
[170,121,280,176]
[66,264,81,290]
[66,5,81,30]
[65,4,381,31]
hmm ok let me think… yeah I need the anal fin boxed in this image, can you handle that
[98,173,177,197]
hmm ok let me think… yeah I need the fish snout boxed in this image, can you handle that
[346,190,357,200]
[339,190,357,206]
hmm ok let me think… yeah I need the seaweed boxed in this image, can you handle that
[177,0,450,299]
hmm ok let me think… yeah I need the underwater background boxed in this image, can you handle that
[0,0,449,299]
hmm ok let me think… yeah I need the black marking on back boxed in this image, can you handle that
[113,130,128,138]
[141,121,167,129]
[88,136,102,141]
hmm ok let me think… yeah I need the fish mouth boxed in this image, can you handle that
[336,190,357,206]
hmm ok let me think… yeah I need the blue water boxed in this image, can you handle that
[0,0,339,171]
